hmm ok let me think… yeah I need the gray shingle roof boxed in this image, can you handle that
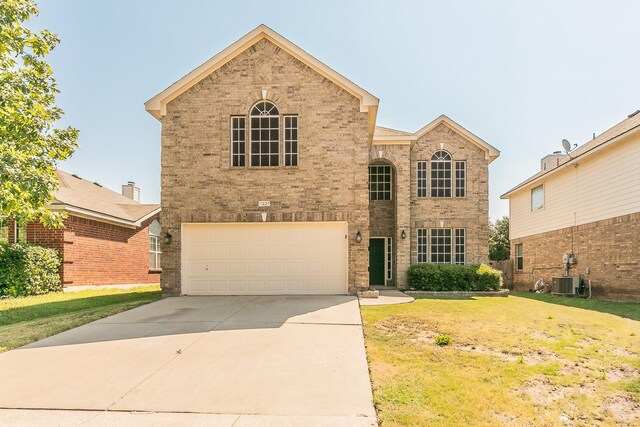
[50,170,160,225]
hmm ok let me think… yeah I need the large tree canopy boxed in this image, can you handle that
[489,216,510,261]
[0,0,78,227]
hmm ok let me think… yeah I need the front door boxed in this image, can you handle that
[369,238,385,287]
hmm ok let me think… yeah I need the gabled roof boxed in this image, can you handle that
[145,24,379,122]
[501,111,640,199]
[50,170,160,228]
[415,115,501,163]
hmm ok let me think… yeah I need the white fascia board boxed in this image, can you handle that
[48,204,139,229]
[145,24,379,119]
[415,115,500,163]
[501,125,640,199]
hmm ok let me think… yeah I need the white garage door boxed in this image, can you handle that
[182,222,348,295]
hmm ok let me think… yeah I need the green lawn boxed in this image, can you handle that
[362,295,640,426]
[0,285,161,352]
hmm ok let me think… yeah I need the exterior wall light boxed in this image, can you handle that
[401,229,407,239]
[163,232,172,245]
[355,231,362,243]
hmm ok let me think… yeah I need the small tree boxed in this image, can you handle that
[489,216,510,261]
[0,0,79,227]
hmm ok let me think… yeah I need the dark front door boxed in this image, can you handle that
[369,238,385,286]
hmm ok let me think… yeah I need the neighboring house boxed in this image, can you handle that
[501,111,640,301]
[0,170,161,287]
[145,25,499,296]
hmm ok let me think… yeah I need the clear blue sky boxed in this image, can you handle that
[32,0,640,219]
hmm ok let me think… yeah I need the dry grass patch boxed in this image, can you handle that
[362,295,640,426]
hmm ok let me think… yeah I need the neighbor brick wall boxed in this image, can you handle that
[410,123,490,266]
[511,212,640,302]
[11,216,160,287]
[160,38,370,295]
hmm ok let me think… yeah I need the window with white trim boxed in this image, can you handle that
[516,243,523,270]
[531,185,544,211]
[455,161,466,197]
[149,220,161,270]
[455,228,466,264]
[14,221,27,243]
[250,101,280,167]
[369,164,392,201]
[430,151,452,197]
[430,228,452,264]
[231,116,246,167]
[417,161,427,197]
[0,218,7,243]
[387,238,393,281]
[284,115,298,166]
[417,229,428,263]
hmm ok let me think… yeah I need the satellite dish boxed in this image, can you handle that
[561,139,572,153]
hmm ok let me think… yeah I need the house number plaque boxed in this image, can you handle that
[258,201,271,207]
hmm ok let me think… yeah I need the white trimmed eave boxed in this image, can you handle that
[145,24,379,121]
[48,203,161,229]
[501,124,640,200]
[415,115,501,163]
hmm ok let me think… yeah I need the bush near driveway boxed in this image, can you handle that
[0,243,61,297]
[407,263,502,291]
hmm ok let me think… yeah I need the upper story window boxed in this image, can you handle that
[250,101,280,167]
[430,151,452,197]
[369,164,392,200]
[531,185,544,211]
[231,101,299,168]
[231,116,246,167]
[149,220,161,270]
[455,161,466,197]
[284,115,298,166]
[417,151,466,198]
[417,161,427,198]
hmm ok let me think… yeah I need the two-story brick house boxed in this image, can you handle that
[146,25,499,296]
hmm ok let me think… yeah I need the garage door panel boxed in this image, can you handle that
[183,222,347,295]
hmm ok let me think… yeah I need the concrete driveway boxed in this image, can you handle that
[0,296,376,426]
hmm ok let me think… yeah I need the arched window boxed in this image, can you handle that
[149,219,161,270]
[250,101,280,167]
[430,150,452,197]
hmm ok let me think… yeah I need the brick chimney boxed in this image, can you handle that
[121,181,140,202]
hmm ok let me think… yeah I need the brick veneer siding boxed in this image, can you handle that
[9,216,160,287]
[369,123,492,289]
[160,38,370,295]
[410,123,490,266]
[511,212,640,302]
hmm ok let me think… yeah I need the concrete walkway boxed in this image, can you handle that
[0,296,376,426]
[359,289,415,306]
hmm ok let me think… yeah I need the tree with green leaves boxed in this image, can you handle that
[489,216,510,261]
[0,0,78,228]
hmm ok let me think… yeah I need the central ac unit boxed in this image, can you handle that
[552,276,580,295]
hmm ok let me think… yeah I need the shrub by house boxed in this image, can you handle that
[0,243,62,297]
[407,263,502,291]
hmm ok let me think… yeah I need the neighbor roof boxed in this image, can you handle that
[501,111,640,199]
[145,24,379,130]
[50,170,160,228]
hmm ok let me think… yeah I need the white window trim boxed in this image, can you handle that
[249,101,280,167]
[455,161,466,198]
[429,151,453,198]
[149,220,161,270]
[417,161,428,198]
[417,227,466,265]
[283,115,298,167]
[531,184,544,211]
[369,164,392,201]
[230,116,246,168]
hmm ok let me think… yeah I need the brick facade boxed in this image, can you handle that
[368,123,491,289]
[511,212,640,302]
[160,39,370,295]
[8,216,160,287]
